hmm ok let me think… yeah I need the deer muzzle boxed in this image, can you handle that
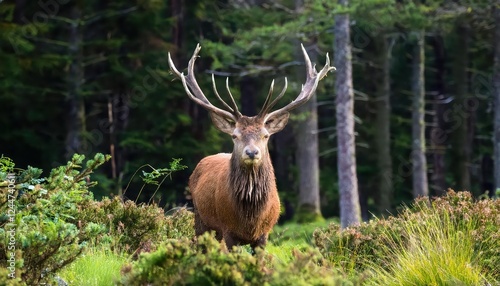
[242,145,261,165]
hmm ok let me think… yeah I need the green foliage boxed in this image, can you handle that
[270,220,334,247]
[0,154,110,285]
[119,232,355,286]
[58,249,127,286]
[141,159,187,185]
[367,209,488,285]
[0,267,23,286]
[314,191,500,283]
[79,197,194,255]
[0,155,15,173]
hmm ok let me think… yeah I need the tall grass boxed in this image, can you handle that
[58,249,128,286]
[269,220,334,263]
[367,208,490,285]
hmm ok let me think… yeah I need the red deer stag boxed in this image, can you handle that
[168,44,334,250]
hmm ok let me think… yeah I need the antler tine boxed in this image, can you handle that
[263,44,335,121]
[257,79,275,118]
[225,77,242,117]
[211,74,235,113]
[168,44,237,120]
[261,77,288,117]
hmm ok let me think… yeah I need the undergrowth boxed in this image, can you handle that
[1,154,498,285]
[314,190,500,284]
[58,249,127,286]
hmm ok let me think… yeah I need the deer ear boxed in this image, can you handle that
[210,112,236,134]
[265,112,289,134]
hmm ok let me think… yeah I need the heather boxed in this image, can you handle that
[1,156,498,285]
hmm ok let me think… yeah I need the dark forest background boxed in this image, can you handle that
[1,0,498,222]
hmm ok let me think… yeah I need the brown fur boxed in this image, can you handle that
[189,122,281,250]
[170,43,333,250]
[189,153,280,249]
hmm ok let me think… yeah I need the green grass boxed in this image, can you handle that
[267,220,334,263]
[54,195,498,286]
[367,210,491,285]
[270,219,335,245]
[58,250,128,286]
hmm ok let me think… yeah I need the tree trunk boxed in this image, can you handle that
[240,77,257,116]
[451,22,471,192]
[334,0,361,228]
[295,95,322,222]
[430,35,447,196]
[272,126,294,222]
[375,36,394,214]
[13,0,26,24]
[293,0,322,223]
[171,0,184,52]
[294,52,323,222]
[65,2,86,160]
[411,30,429,198]
[494,6,500,195]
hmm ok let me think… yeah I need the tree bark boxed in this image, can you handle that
[375,36,394,214]
[13,0,26,24]
[334,0,361,228]
[65,2,86,160]
[494,6,500,195]
[411,30,429,198]
[272,126,294,221]
[430,35,447,196]
[295,92,322,221]
[293,0,322,222]
[240,77,257,116]
[295,54,323,222]
[451,22,471,192]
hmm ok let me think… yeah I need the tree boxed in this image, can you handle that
[293,0,323,222]
[65,1,85,160]
[448,16,474,193]
[411,30,429,198]
[334,0,361,227]
[294,43,323,222]
[494,4,500,195]
[429,34,447,196]
[375,36,395,213]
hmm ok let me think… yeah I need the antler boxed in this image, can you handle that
[168,44,241,120]
[257,44,336,121]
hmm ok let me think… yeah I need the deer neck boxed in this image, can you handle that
[229,154,273,218]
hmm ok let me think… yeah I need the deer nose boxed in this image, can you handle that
[245,149,259,159]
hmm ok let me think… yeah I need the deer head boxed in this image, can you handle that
[168,44,335,167]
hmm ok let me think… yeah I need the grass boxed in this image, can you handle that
[367,209,491,285]
[58,249,128,286]
[55,193,499,285]
[268,219,334,263]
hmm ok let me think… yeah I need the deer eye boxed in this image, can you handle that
[263,134,270,139]
[231,134,237,139]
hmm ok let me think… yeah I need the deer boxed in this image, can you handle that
[168,44,334,251]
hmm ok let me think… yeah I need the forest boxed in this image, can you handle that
[1,0,499,224]
[1,0,500,285]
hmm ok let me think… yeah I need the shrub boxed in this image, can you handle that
[313,190,500,283]
[120,232,356,286]
[79,197,194,255]
[0,154,192,284]
[119,233,268,285]
[0,154,109,285]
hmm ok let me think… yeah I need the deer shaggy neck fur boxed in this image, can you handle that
[189,152,280,247]
[229,154,273,219]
